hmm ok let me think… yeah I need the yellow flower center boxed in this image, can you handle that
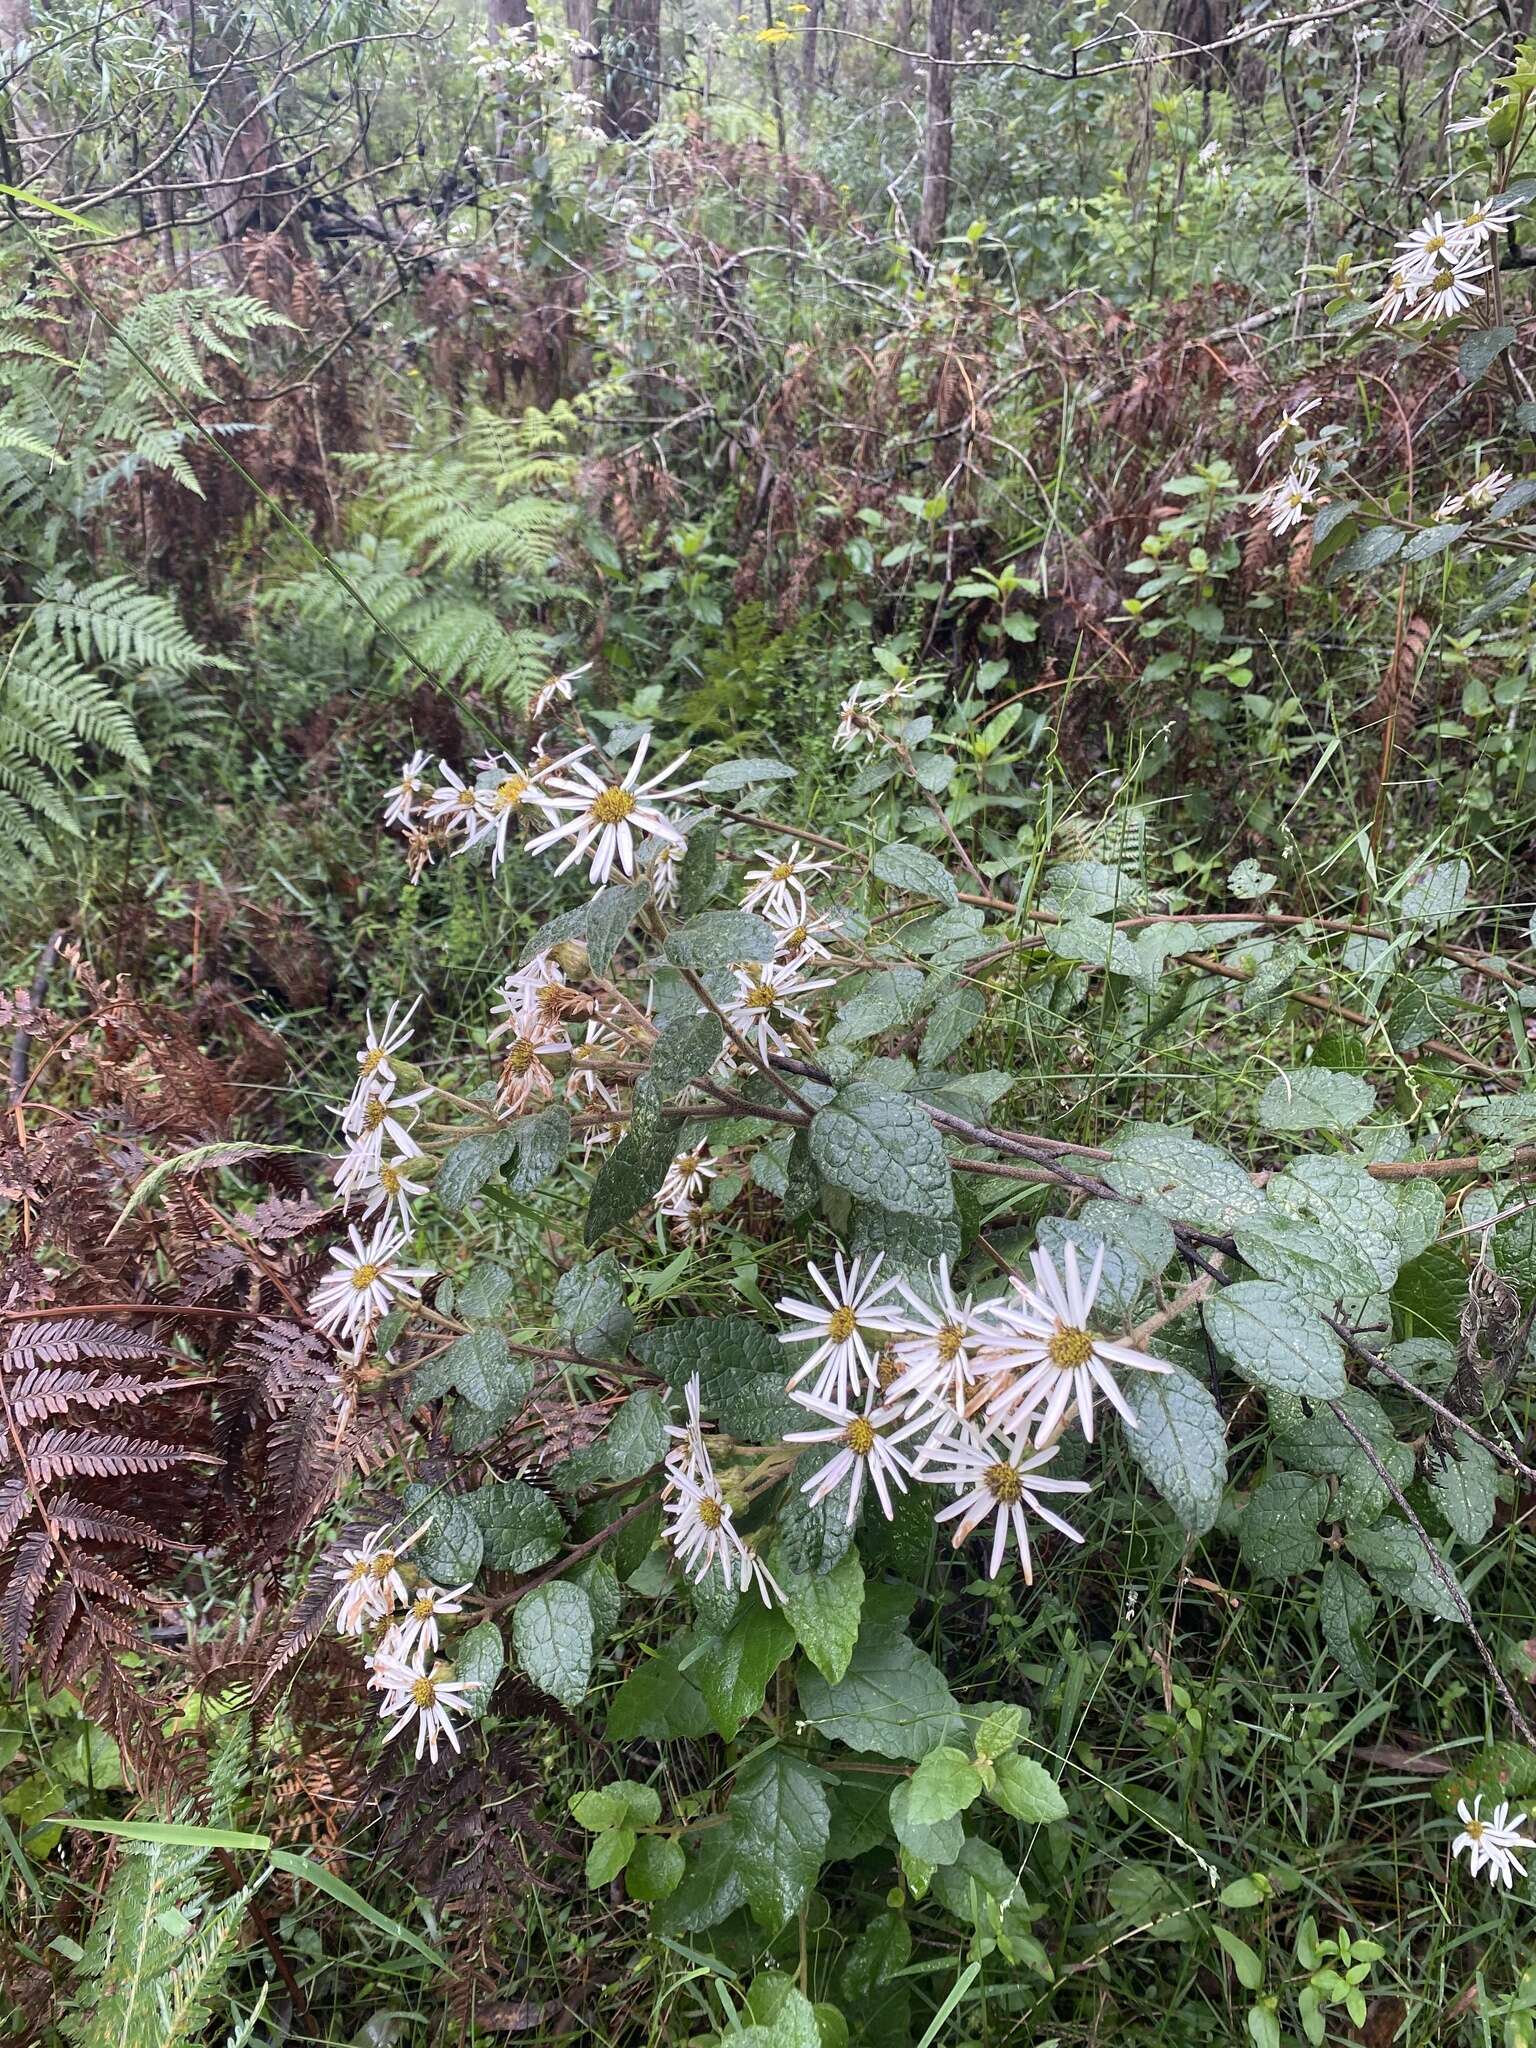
[590,786,636,825]
[843,1417,877,1457]
[362,1097,387,1131]
[676,1154,698,1176]
[369,1551,396,1580]
[346,1558,370,1584]
[505,1039,535,1074]
[360,1047,386,1074]
[1431,264,1455,292]
[985,1461,1024,1504]
[409,1675,437,1707]
[876,1345,901,1391]
[771,861,794,881]
[1465,1817,1485,1840]
[1424,231,1446,255]
[536,983,563,1019]
[935,1322,964,1364]
[497,774,529,807]
[379,1163,402,1194]
[412,1592,435,1618]
[350,1262,381,1291]
[744,986,776,1011]
[1048,1326,1094,1369]
[697,1496,724,1530]
[785,925,808,949]
[456,786,478,809]
[827,1306,858,1343]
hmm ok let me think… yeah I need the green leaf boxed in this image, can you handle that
[570,1780,662,1830]
[1330,523,1403,575]
[905,1746,984,1825]
[1318,1559,1377,1687]
[887,1778,966,1865]
[849,1197,960,1273]
[268,1849,444,1969]
[625,1834,685,1901]
[1235,1207,1384,1304]
[584,1122,673,1244]
[636,1314,804,1440]
[676,820,723,917]
[452,1620,504,1720]
[810,1083,954,1219]
[1104,1125,1264,1232]
[1257,1067,1375,1133]
[1460,324,1516,386]
[1348,1518,1464,1622]
[1206,1281,1347,1397]
[585,1826,636,1886]
[1429,1439,1498,1544]
[922,982,986,1064]
[511,1582,595,1707]
[554,1250,631,1358]
[780,1547,865,1683]
[465,1478,564,1572]
[1400,856,1471,925]
[607,1647,713,1740]
[798,1625,961,1761]
[729,1750,831,1929]
[1124,1365,1227,1535]
[556,1389,668,1492]
[1238,1472,1327,1579]
[775,1453,859,1578]
[653,1825,746,1932]
[988,1753,1068,1824]
[1272,1388,1409,1522]
[830,966,927,1047]
[433,1128,522,1211]
[1401,521,1466,562]
[455,1261,517,1321]
[505,1104,571,1193]
[1263,1156,1402,1290]
[585,882,649,975]
[664,910,776,970]
[647,1012,725,1095]
[411,1326,529,1411]
[692,1603,797,1739]
[1214,1925,1265,1992]
[403,1486,484,1584]
[698,756,797,791]
[871,840,960,908]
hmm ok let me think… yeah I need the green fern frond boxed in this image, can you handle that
[34,572,221,679]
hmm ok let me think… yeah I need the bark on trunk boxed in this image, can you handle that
[915,0,954,258]
[600,0,661,140]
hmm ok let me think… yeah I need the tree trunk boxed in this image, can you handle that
[600,0,661,140]
[915,0,954,258]
[172,2,306,269]
[798,0,822,118]
[488,0,532,27]
[564,0,600,95]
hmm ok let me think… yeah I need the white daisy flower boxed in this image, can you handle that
[491,953,577,1037]
[784,1388,928,1525]
[580,1117,624,1167]
[721,956,834,1063]
[1375,267,1423,326]
[924,1427,1091,1582]
[392,1580,470,1662]
[462,752,571,871]
[1416,244,1490,322]
[1397,210,1461,278]
[423,761,486,839]
[382,750,432,830]
[1263,460,1320,536]
[884,1259,997,1421]
[650,836,687,911]
[767,901,837,962]
[979,1242,1171,1446]
[1451,1795,1533,1889]
[360,1153,430,1233]
[524,735,703,886]
[735,1536,787,1607]
[529,660,590,724]
[663,1459,747,1589]
[568,1019,624,1113]
[309,1222,430,1351]
[665,1372,711,1480]
[776,1252,905,1408]
[1451,195,1522,248]
[493,1004,574,1118]
[740,840,835,920]
[335,1085,429,1200]
[1255,396,1321,465]
[659,1146,717,1209]
[331,1525,424,1635]
[1441,465,1514,521]
[350,999,419,1105]
[367,1646,481,1764]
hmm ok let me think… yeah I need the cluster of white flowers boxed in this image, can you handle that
[330,1528,478,1763]
[662,1376,785,1604]
[1374,199,1516,327]
[834,677,913,753]
[765,1244,1162,1580]
[1437,466,1514,522]
[1451,1795,1533,1891]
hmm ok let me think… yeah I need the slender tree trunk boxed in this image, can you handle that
[172,1,307,273]
[600,0,662,140]
[915,0,954,258]
[489,0,532,27]
[564,0,600,94]
[797,0,821,120]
